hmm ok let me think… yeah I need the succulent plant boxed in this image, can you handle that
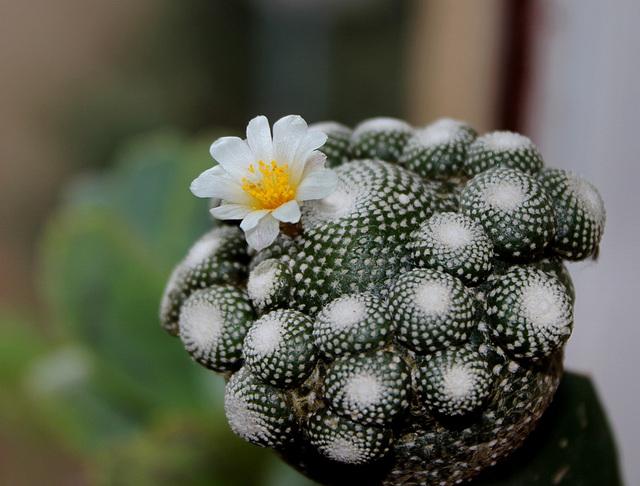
[160,115,605,485]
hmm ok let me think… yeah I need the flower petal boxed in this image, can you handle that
[210,203,253,220]
[189,165,225,197]
[244,214,280,251]
[290,130,328,184]
[190,173,253,204]
[296,169,339,201]
[246,115,273,164]
[209,136,254,180]
[272,115,308,167]
[296,130,328,161]
[271,200,301,223]
[240,209,270,231]
[301,151,328,179]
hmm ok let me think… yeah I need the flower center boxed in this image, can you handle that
[242,160,296,210]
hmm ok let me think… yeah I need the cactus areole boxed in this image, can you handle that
[160,115,606,485]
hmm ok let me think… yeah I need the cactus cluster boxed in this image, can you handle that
[160,116,605,485]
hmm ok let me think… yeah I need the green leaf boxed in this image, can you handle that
[0,308,47,386]
[41,206,209,408]
[38,130,227,418]
[21,344,140,450]
[90,410,280,486]
[62,129,216,263]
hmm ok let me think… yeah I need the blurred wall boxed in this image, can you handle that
[525,2,640,485]
[406,0,507,132]
[0,0,160,308]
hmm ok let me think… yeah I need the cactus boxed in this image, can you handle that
[160,115,606,485]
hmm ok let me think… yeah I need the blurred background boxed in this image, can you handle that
[1,0,638,484]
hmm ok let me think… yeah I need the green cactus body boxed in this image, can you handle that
[160,116,605,485]
[409,211,494,285]
[400,118,477,180]
[486,266,574,360]
[416,343,493,416]
[350,117,414,161]
[243,308,317,388]
[537,168,606,260]
[324,349,411,425]
[465,130,544,176]
[388,268,476,353]
[277,158,457,315]
[247,258,293,312]
[224,366,295,448]
[160,226,249,335]
[460,166,557,258]
[307,407,393,465]
[313,292,392,358]
[178,284,253,372]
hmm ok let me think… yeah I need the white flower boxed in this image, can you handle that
[190,115,339,250]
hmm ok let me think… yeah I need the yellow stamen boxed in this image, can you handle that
[242,160,295,210]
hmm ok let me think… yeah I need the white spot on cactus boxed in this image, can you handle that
[414,281,452,316]
[183,232,222,268]
[247,259,280,309]
[416,118,465,146]
[344,373,382,410]
[435,219,474,248]
[483,180,527,211]
[249,315,284,357]
[178,301,223,353]
[322,436,365,464]
[308,187,354,221]
[225,387,270,443]
[520,283,565,330]
[442,364,475,399]
[352,117,413,139]
[570,173,606,224]
[482,131,532,152]
[308,121,350,135]
[325,296,367,331]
